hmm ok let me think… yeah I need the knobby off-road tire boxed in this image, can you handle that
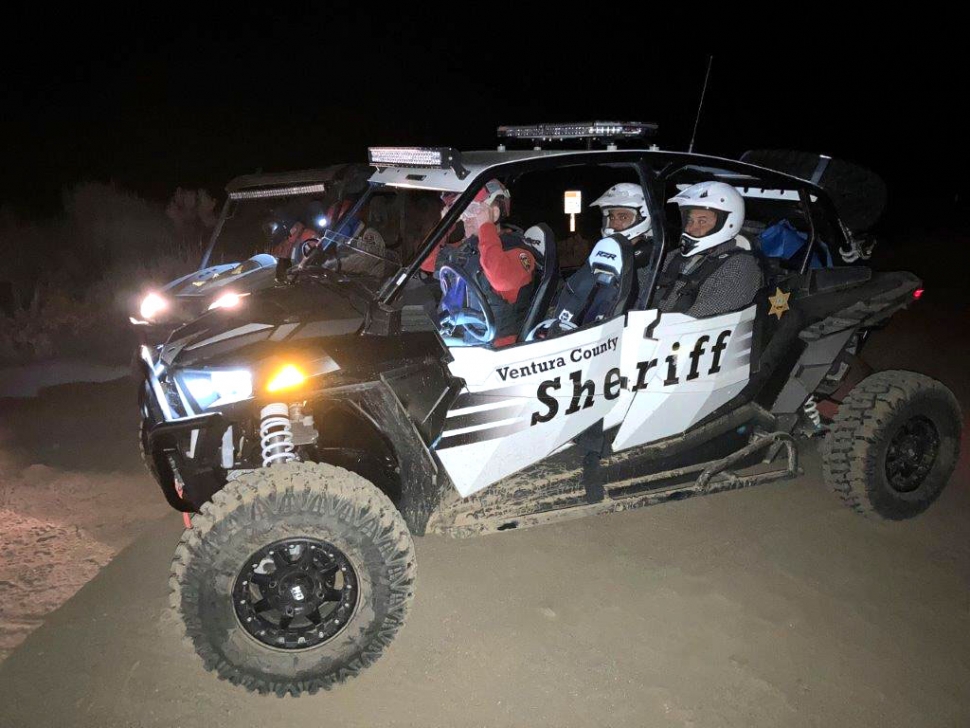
[170,462,416,696]
[822,370,962,519]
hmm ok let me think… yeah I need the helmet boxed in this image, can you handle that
[668,181,745,256]
[591,183,651,242]
[262,206,301,248]
[473,178,511,221]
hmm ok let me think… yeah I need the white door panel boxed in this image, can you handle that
[611,306,756,452]
[438,317,626,497]
[436,305,757,497]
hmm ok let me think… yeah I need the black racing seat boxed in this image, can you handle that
[518,224,558,339]
[528,234,634,339]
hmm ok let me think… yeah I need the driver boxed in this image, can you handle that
[433,180,539,347]
[654,181,764,317]
[264,203,326,261]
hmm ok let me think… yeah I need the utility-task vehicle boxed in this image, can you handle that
[138,123,962,695]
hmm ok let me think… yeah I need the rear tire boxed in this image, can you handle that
[821,370,962,519]
[170,462,416,696]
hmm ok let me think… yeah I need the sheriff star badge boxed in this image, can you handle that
[768,288,791,319]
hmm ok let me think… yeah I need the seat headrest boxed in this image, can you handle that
[588,235,627,276]
[523,225,549,259]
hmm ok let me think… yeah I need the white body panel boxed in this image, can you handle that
[438,317,625,497]
[611,306,755,451]
[436,305,756,497]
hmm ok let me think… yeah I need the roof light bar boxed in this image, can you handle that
[497,121,658,142]
[367,146,469,179]
[229,183,329,201]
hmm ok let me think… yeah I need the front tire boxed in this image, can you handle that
[170,462,416,696]
[822,370,962,519]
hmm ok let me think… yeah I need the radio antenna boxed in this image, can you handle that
[688,56,714,153]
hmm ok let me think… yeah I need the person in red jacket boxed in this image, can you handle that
[431,180,539,348]
[264,203,327,261]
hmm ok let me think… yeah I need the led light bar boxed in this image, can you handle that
[367,147,469,179]
[497,121,658,142]
[229,183,329,201]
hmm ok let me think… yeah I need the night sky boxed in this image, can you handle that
[3,9,964,234]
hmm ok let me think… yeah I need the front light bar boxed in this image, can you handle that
[367,147,469,179]
[497,121,658,143]
[229,183,329,201]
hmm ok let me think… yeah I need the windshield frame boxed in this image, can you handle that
[198,182,332,270]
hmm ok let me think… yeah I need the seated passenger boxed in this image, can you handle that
[654,182,764,317]
[590,183,657,307]
[433,180,539,347]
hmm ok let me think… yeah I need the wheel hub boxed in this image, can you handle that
[885,416,940,493]
[233,538,359,650]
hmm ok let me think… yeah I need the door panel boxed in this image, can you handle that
[438,317,625,497]
[611,306,756,452]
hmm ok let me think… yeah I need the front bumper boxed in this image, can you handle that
[139,346,230,511]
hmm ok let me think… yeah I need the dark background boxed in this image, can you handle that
[2,10,965,258]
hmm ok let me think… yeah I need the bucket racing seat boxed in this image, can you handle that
[527,234,634,340]
[518,224,558,340]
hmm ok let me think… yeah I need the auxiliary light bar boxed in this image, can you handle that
[497,121,657,143]
[229,183,329,201]
[367,147,469,179]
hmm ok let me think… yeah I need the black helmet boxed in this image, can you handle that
[262,205,301,248]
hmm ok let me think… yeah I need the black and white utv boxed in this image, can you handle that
[138,123,962,696]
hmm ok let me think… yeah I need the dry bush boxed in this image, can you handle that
[0,183,213,365]
[167,187,218,259]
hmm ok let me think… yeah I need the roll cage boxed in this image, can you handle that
[369,149,847,314]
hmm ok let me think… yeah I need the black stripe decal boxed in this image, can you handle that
[452,385,532,409]
[444,403,525,431]
[435,420,531,450]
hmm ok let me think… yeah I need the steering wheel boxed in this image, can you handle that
[437,265,496,345]
[290,237,322,265]
[288,237,348,282]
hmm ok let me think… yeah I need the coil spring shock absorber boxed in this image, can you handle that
[802,396,822,432]
[260,403,297,467]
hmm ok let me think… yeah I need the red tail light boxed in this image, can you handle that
[913,288,924,300]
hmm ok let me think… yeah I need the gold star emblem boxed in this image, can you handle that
[768,288,791,319]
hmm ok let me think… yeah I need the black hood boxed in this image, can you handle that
[160,278,370,369]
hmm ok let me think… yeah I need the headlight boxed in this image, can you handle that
[208,291,250,311]
[139,292,168,321]
[180,369,253,409]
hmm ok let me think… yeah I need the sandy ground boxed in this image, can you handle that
[0,298,967,726]
[0,378,171,661]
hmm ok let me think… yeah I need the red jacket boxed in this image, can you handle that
[430,223,536,347]
[271,227,319,261]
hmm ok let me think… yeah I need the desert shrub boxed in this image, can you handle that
[0,183,214,365]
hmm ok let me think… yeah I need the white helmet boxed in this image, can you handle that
[668,181,745,256]
[591,183,651,241]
